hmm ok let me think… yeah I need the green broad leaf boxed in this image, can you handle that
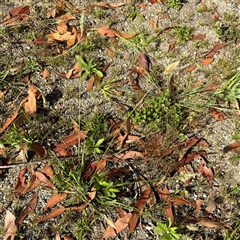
[96,70,103,78]
[100,181,109,187]
[96,138,104,146]
[76,56,88,69]
[94,148,102,154]
[109,188,119,193]
[156,222,168,232]
[81,71,88,80]
[171,232,181,239]
[166,218,172,228]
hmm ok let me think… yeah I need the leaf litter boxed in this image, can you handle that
[0,1,239,239]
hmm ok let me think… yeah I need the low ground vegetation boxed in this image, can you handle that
[0,0,240,239]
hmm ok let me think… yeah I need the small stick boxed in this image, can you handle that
[0,156,74,169]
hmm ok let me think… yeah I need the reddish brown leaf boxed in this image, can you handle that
[59,130,87,147]
[16,190,38,226]
[35,171,55,189]
[82,159,106,180]
[57,22,68,34]
[44,193,68,212]
[157,187,174,222]
[128,212,139,235]
[150,19,158,30]
[201,57,214,66]
[157,186,170,200]
[192,34,206,41]
[184,151,207,164]
[47,8,56,18]
[195,199,204,214]
[2,5,30,25]
[0,95,28,134]
[28,142,47,157]
[97,2,126,8]
[198,139,209,147]
[58,14,76,22]
[67,26,77,47]
[205,42,228,58]
[96,26,116,37]
[24,84,40,114]
[14,168,27,191]
[205,84,219,92]
[9,5,30,17]
[96,26,135,39]
[182,64,196,73]
[210,108,224,120]
[128,65,147,77]
[40,165,54,177]
[33,38,47,44]
[106,167,132,179]
[168,41,175,52]
[165,201,174,223]
[103,213,132,238]
[198,219,222,228]
[196,156,214,187]
[35,207,65,223]
[54,130,88,156]
[113,151,144,161]
[118,31,136,39]
[117,208,127,218]
[223,142,240,153]
[128,188,151,234]
[186,216,222,227]
[86,76,95,91]
[63,235,74,240]
[15,173,41,197]
[42,68,50,79]
[170,197,190,205]
[148,0,160,3]
[138,54,149,71]
[129,73,142,92]
[214,12,220,20]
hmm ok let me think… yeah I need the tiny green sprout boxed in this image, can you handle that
[0,67,10,85]
[155,218,182,240]
[93,174,119,198]
[166,0,182,11]
[128,7,144,21]
[214,70,240,104]
[23,58,41,73]
[224,221,240,240]
[76,55,103,80]
[174,25,192,42]
[98,78,117,99]
[84,137,105,155]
